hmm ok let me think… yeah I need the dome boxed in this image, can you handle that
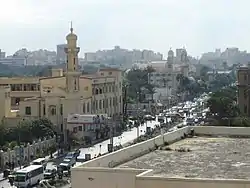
[66,26,77,41]
[66,33,77,41]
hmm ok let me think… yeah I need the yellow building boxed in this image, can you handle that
[237,64,250,116]
[0,25,123,132]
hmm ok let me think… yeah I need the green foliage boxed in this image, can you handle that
[207,86,239,119]
[231,117,250,127]
[206,86,250,127]
[125,66,155,102]
[0,118,55,148]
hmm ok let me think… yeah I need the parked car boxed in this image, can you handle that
[62,158,76,167]
[44,168,57,179]
[144,115,156,121]
[73,149,81,157]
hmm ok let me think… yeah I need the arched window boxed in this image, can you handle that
[49,105,56,116]
[95,88,99,95]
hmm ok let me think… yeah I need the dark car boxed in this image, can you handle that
[44,168,57,179]
[74,149,80,157]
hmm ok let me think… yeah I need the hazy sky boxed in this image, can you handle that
[0,0,250,58]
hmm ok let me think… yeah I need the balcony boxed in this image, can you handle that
[10,91,40,98]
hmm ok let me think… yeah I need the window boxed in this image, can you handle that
[109,98,112,107]
[84,86,88,91]
[15,98,20,105]
[109,72,112,75]
[244,105,248,113]
[95,88,99,95]
[99,100,102,109]
[95,101,98,109]
[101,73,104,76]
[60,104,63,115]
[25,106,31,115]
[73,127,77,133]
[79,126,82,131]
[87,102,90,112]
[103,100,105,108]
[31,84,35,91]
[43,104,46,115]
[168,64,172,68]
[244,74,247,81]
[51,108,56,115]
[113,97,115,106]
[60,124,63,131]
[74,80,77,90]
[83,103,86,113]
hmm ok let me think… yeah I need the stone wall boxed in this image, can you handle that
[0,136,56,169]
[79,126,190,168]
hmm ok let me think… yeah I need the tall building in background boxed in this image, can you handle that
[0,49,6,58]
[56,44,67,64]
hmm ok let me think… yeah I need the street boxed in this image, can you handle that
[77,118,159,161]
[1,94,208,188]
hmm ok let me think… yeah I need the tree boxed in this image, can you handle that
[231,117,250,127]
[125,67,155,103]
[206,86,242,126]
[30,118,55,139]
[0,118,55,148]
[199,65,211,79]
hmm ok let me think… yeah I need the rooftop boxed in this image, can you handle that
[119,137,250,179]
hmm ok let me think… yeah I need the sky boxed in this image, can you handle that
[0,0,250,58]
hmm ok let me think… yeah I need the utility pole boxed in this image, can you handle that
[108,117,114,152]
[136,92,140,138]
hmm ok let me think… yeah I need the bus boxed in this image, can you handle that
[31,158,47,170]
[14,165,44,188]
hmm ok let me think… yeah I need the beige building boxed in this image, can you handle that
[71,126,250,188]
[0,26,123,135]
[237,64,250,116]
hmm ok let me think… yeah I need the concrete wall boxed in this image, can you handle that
[0,136,56,169]
[80,126,190,168]
[71,126,250,188]
[71,168,145,188]
[136,176,250,188]
[193,126,250,136]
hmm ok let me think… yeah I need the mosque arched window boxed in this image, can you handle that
[95,88,99,95]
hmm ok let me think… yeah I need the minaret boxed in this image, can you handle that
[64,22,81,92]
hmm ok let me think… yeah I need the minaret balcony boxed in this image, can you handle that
[65,71,81,76]
[64,47,80,54]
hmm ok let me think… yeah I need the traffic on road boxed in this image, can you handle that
[1,93,210,188]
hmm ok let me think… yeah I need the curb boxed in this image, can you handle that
[0,178,7,182]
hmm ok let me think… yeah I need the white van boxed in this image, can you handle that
[31,158,47,170]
